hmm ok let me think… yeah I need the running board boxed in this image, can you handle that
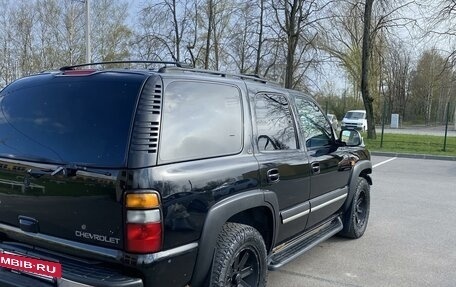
[268,216,343,270]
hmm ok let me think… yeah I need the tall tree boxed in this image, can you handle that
[383,41,412,122]
[133,0,195,64]
[60,0,86,65]
[226,2,257,73]
[255,0,265,75]
[35,0,61,70]
[361,0,376,139]
[271,0,331,89]
[91,0,131,62]
[204,0,214,69]
[12,1,36,76]
[409,50,455,124]
[319,2,364,100]
[0,0,16,86]
[435,0,456,64]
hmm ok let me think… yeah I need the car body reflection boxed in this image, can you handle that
[212,178,258,199]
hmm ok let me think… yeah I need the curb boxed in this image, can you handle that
[370,151,456,161]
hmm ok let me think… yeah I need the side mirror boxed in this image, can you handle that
[339,129,363,146]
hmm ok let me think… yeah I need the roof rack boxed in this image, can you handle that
[59,60,190,71]
[59,61,276,86]
[159,66,273,85]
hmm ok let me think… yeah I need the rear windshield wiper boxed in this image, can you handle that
[27,164,111,178]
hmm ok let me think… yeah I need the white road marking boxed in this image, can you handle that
[372,157,397,168]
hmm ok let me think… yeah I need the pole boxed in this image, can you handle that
[443,103,449,151]
[85,0,91,63]
[380,99,386,148]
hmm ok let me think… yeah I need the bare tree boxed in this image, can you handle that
[320,0,418,138]
[11,1,37,76]
[0,0,17,86]
[409,50,455,124]
[432,0,456,65]
[224,0,272,74]
[225,2,256,73]
[319,2,364,100]
[383,41,412,122]
[60,0,86,65]
[271,0,331,89]
[35,0,62,70]
[255,0,266,75]
[204,0,214,69]
[91,0,131,62]
[133,0,194,63]
[198,0,237,70]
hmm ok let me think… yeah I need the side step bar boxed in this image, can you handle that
[268,216,343,270]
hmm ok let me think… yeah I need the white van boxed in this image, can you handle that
[341,110,367,132]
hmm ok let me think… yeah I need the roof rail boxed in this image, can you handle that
[59,60,190,71]
[159,66,272,84]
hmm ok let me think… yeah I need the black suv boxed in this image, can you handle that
[0,61,372,287]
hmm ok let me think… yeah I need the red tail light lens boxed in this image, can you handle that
[126,223,162,253]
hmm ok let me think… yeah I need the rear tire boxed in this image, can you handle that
[340,177,370,239]
[210,223,267,287]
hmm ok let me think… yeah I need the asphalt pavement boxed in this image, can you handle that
[268,155,456,287]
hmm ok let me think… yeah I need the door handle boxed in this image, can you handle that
[266,168,280,183]
[311,162,320,175]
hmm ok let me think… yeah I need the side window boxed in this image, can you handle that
[159,81,242,163]
[254,93,298,151]
[295,96,333,149]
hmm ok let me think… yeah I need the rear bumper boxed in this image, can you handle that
[0,268,54,287]
[0,245,143,287]
[0,267,141,287]
[0,223,198,286]
[0,240,198,287]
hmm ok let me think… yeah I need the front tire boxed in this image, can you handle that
[340,177,370,239]
[210,223,267,287]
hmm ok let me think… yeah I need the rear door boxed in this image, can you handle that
[0,72,147,250]
[293,95,352,228]
[252,92,312,244]
[0,160,124,249]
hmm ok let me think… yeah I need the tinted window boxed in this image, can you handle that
[295,97,333,149]
[345,111,365,119]
[159,81,242,163]
[0,73,146,167]
[255,94,297,151]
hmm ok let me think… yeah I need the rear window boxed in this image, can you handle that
[0,72,146,167]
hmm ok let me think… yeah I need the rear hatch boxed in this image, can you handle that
[0,71,148,250]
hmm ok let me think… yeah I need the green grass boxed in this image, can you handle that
[363,133,456,156]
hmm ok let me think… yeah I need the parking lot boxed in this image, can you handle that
[268,156,456,287]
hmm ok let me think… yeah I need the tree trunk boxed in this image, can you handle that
[254,0,264,75]
[284,0,299,89]
[285,39,296,89]
[204,0,213,69]
[361,0,376,139]
[172,0,180,61]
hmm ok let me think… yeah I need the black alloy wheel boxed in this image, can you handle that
[339,177,370,239]
[227,246,260,287]
[354,190,368,229]
[210,223,267,287]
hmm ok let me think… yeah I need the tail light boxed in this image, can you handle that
[125,192,162,253]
